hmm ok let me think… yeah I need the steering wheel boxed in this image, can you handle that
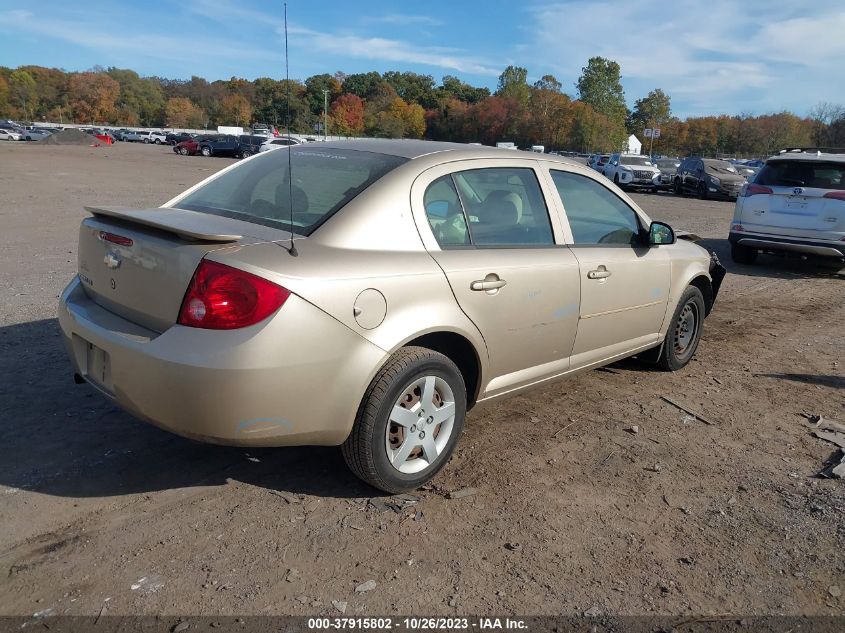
[250,198,278,217]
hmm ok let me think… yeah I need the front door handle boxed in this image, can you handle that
[587,266,612,280]
[470,275,507,291]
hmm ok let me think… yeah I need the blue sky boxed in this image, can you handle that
[1,0,844,118]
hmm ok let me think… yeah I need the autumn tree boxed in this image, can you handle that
[165,97,205,128]
[68,72,120,123]
[219,93,252,127]
[329,93,365,136]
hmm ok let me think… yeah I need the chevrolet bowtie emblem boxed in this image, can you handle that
[104,252,122,269]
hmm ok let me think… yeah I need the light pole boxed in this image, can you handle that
[322,89,329,141]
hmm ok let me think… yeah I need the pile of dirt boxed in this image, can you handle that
[36,129,97,145]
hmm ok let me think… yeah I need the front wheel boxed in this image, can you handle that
[655,286,705,371]
[178,146,188,156]
[155,139,162,144]
[241,149,252,158]
[698,182,709,200]
[342,347,467,493]
[200,146,212,157]
[673,178,682,195]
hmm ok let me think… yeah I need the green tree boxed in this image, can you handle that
[440,75,489,104]
[576,57,628,149]
[383,71,437,109]
[341,72,383,99]
[304,73,341,116]
[628,88,671,133]
[496,65,530,108]
[9,70,37,120]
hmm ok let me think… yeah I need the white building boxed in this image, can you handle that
[626,134,642,154]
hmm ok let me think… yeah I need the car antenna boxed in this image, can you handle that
[283,2,298,257]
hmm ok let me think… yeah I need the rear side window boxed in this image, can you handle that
[551,170,642,245]
[176,148,407,236]
[756,160,845,190]
[423,168,554,248]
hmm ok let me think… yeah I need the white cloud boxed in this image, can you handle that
[528,0,845,116]
[365,14,442,26]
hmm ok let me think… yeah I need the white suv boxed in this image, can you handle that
[603,153,661,191]
[729,149,845,267]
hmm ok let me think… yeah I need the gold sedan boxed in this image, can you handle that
[58,140,725,492]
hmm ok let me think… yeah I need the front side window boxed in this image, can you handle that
[424,167,554,248]
[177,148,407,236]
[550,170,642,246]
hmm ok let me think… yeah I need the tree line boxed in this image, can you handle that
[2,59,843,157]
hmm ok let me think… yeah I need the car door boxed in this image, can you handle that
[547,168,671,368]
[411,161,581,397]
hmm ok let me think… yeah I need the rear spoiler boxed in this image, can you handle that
[85,206,242,242]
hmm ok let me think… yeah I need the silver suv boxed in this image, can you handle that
[728,149,845,267]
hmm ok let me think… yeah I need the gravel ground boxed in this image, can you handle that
[0,142,843,620]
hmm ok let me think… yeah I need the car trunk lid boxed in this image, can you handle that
[77,206,290,333]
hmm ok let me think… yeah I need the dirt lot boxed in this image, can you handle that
[0,142,843,621]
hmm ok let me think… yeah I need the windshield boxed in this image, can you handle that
[176,147,408,236]
[756,160,845,189]
[703,159,738,174]
[620,156,653,166]
[656,159,679,169]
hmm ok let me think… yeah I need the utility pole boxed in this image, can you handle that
[322,89,329,141]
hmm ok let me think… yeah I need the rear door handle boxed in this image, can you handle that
[587,266,612,280]
[470,277,507,291]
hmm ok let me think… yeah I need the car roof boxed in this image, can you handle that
[767,151,845,163]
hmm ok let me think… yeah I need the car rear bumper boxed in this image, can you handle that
[729,231,845,259]
[58,276,387,447]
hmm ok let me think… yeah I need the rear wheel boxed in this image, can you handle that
[241,149,252,158]
[656,286,705,371]
[731,243,758,265]
[155,139,162,145]
[178,146,188,156]
[342,347,466,493]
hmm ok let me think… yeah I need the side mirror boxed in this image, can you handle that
[649,221,675,246]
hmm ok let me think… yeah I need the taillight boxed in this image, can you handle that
[823,191,845,201]
[741,184,773,197]
[731,224,745,232]
[177,260,290,329]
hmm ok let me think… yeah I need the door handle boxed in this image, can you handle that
[470,277,507,291]
[587,266,612,280]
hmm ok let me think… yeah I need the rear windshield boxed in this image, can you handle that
[756,160,845,190]
[175,148,408,236]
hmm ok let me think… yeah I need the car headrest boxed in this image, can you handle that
[482,190,522,225]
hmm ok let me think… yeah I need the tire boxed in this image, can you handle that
[656,286,706,371]
[155,139,162,145]
[200,146,212,157]
[342,346,467,493]
[179,147,188,156]
[673,178,682,195]
[698,182,708,200]
[143,138,150,144]
[731,243,758,265]
[241,149,252,158]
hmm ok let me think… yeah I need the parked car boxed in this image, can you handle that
[198,134,239,157]
[23,128,54,141]
[602,154,661,191]
[173,137,205,156]
[674,158,746,199]
[235,134,268,158]
[734,164,759,181]
[0,129,22,141]
[259,136,303,152]
[140,131,167,144]
[122,131,146,143]
[588,154,610,172]
[728,149,845,267]
[654,158,681,190]
[166,132,195,145]
[58,140,725,493]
